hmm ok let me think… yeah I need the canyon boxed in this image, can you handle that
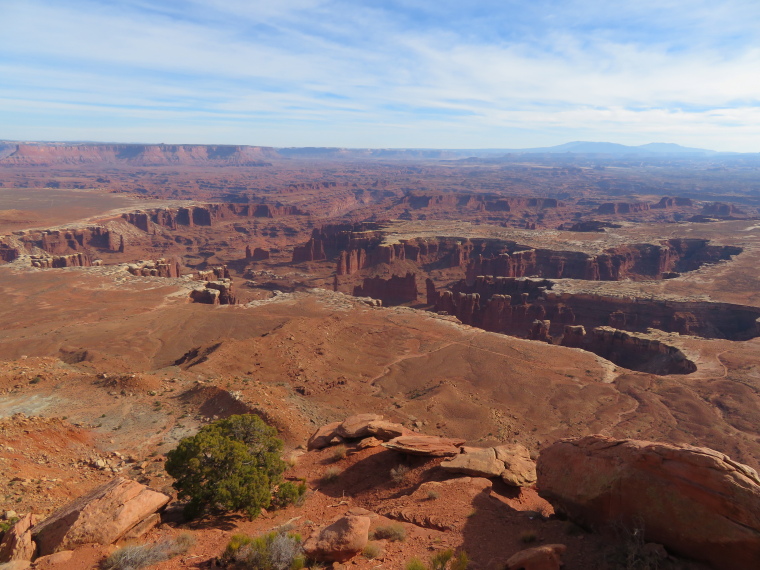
[1,143,760,568]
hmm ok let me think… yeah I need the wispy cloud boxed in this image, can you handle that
[1,0,760,149]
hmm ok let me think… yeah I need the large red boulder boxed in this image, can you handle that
[0,514,36,563]
[31,478,170,556]
[537,435,760,570]
[303,514,371,562]
[383,435,465,457]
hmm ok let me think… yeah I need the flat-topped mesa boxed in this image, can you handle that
[466,239,743,282]
[122,203,306,232]
[429,274,760,342]
[596,201,650,214]
[652,196,693,209]
[291,222,385,264]
[398,192,563,212]
[126,258,182,278]
[11,227,122,256]
[0,143,278,166]
[245,245,269,261]
[30,252,95,269]
[352,273,418,305]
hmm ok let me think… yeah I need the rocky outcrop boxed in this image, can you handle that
[701,202,747,218]
[126,258,181,278]
[398,192,563,212]
[122,203,305,232]
[597,202,650,214]
[536,435,760,570]
[383,435,465,457]
[190,266,236,304]
[303,513,371,562]
[307,415,413,450]
[30,253,94,268]
[0,243,20,262]
[440,444,537,486]
[352,273,418,305]
[13,227,121,256]
[505,544,566,570]
[31,478,169,556]
[466,239,742,282]
[653,196,693,209]
[0,514,36,564]
[245,245,270,261]
[430,276,760,343]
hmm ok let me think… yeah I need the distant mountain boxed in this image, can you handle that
[502,141,721,156]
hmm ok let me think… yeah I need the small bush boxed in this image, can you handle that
[0,517,19,534]
[450,551,469,570]
[390,464,410,485]
[427,489,440,500]
[430,549,454,570]
[271,480,307,509]
[223,530,305,570]
[520,531,537,544]
[321,466,340,483]
[362,542,382,559]
[371,523,406,542]
[101,533,195,570]
[406,559,427,570]
[331,445,347,461]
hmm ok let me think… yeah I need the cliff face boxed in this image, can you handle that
[123,203,305,232]
[0,144,277,166]
[429,276,760,342]
[7,227,121,257]
[352,273,418,305]
[466,239,742,282]
[398,192,563,212]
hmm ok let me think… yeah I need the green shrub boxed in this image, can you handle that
[405,559,427,570]
[271,480,307,509]
[223,530,305,570]
[101,533,195,570]
[362,542,382,559]
[371,523,406,542]
[165,414,286,519]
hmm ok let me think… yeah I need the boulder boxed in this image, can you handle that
[335,414,383,439]
[31,550,73,567]
[308,421,342,450]
[366,420,412,441]
[303,514,371,562]
[356,437,383,450]
[0,514,35,563]
[537,435,760,570]
[495,444,537,487]
[383,435,465,457]
[440,447,504,477]
[505,544,566,570]
[32,478,170,556]
[0,561,31,570]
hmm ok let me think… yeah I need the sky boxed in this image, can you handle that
[2,0,760,151]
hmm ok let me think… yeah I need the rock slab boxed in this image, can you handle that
[303,514,371,562]
[383,435,465,457]
[31,478,170,556]
[0,514,35,563]
[505,544,566,570]
[537,435,760,570]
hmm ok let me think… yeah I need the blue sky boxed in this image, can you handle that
[2,0,760,150]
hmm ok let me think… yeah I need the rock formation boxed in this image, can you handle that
[382,435,466,457]
[505,544,566,570]
[126,258,181,278]
[122,203,305,233]
[536,435,760,569]
[31,477,169,556]
[303,513,371,562]
[440,443,537,486]
[245,245,270,261]
[0,514,36,564]
[352,273,418,305]
[30,253,93,268]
